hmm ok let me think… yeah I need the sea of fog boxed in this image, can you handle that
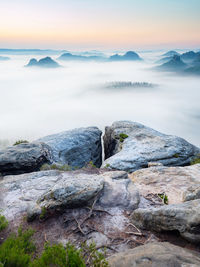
[0,51,200,148]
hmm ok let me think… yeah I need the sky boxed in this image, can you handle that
[0,0,200,50]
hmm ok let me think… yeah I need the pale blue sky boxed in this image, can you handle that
[0,0,199,49]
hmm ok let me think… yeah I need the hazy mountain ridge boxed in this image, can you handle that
[57,50,142,62]
[156,50,200,75]
[58,52,105,61]
[26,57,60,68]
[162,50,180,57]
[109,51,142,61]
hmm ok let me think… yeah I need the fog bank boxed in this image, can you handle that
[0,52,199,148]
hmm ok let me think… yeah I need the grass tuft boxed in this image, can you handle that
[119,133,128,142]
[13,140,29,146]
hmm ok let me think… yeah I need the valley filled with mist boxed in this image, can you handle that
[0,49,200,147]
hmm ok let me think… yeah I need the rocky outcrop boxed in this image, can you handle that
[37,127,102,168]
[0,142,52,175]
[132,198,200,243]
[0,169,139,222]
[131,164,200,204]
[103,121,200,172]
[36,172,104,215]
[129,164,200,243]
[108,242,200,267]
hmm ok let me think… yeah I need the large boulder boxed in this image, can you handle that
[0,169,139,222]
[132,199,200,243]
[108,242,200,267]
[0,170,103,221]
[0,142,52,175]
[103,121,200,172]
[38,172,104,211]
[131,164,200,204]
[37,127,102,168]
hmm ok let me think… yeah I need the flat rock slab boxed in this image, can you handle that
[37,127,102,168]
[108,242,200,267]
[0,170,103,221]
[132,199,200,243]
[130,164,200,204]
[0,169,139,223]
[0,142,51,175]
[103,121,200,172]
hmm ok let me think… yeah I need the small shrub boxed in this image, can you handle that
[82,242,109,267]
[13,140,29,146]
[39,207,47,221]
[40,164,51,171]
[173,153,180,158]
[0,227,109,267]
[0,214,8,232]
[119,133,128,142]
[31,243,85,267]
[191,156,200,165]
[66,243,86,267]
[40,163,72,171]
[0,227,35,267]
[158,193,168,205]
[105,163,110,168]
[88,161,97,168]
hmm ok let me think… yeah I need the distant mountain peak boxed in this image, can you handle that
[157,55,187,71]
[26,56,60,68]
[162,50,180,57]
[109,51,142,61]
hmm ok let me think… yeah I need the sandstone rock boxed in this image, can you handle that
[0,169,139,222]
[103,121,200,172]
[99,171,140,210]
[131,164,200,204]
[37,127,102,168]
[38,173,104,210]
[132,199,200,243]
[108,242,200,267]
[0,142,52,175]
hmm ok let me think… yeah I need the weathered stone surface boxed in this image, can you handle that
[37,127,102,168]
[38,173,104,210]
[108,242,200,267]
[0,142,52,175]
[0,169,139,222]
[132,199,200,243]
[99,171,140,210]
[0,170,103,221]
[103,121,200,172]
[130,164,200,204]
